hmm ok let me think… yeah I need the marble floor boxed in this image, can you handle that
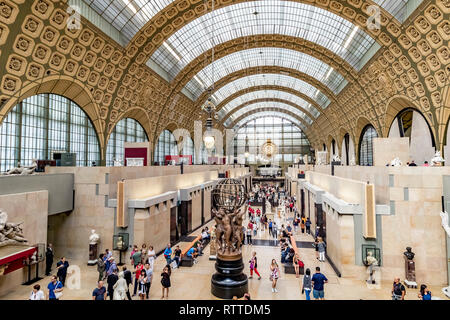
[1,207,448,300]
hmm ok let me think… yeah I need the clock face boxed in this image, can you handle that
[261,139,277,159]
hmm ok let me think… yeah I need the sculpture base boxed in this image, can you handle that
[211,257,248,299]
[87,260,97,266]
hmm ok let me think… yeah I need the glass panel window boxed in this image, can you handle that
[359,125,378,166]
[153,129,178,165]
[0,94,100,171]
[106,118,148,166]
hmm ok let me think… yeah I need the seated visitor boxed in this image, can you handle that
[186,247,195,259]
[408,160,417,166]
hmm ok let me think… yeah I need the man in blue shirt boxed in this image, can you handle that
[311,266,328,300]
[47,275,63,300]
[163,244,172,265]
[92,280,107,300]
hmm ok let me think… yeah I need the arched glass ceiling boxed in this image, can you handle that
[151,0,377,81]
[234,111,307,131]
[80,0,174,42]
[185,47,346,100]
[218,90,320,120]
[223,102,313,127]
[79,1,419,45]
[212,74,331,109]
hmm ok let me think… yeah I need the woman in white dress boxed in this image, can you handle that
[113,271,128,300]
[147,245,156,269]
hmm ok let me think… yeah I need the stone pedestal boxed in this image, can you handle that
[404,256,417,288]
[88,244,98,266]
[211,256,248,299]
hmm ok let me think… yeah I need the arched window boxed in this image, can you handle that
[359,125,378,166]
[154,130,177,165]
[106,118,148,166]
[0,94,100,171]
[181,136,194,158]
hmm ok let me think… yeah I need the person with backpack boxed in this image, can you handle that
[249,252,261,280]
[302,268,312,300]
[311,266,328,300]
[305,218,311,234]
[391,277,406,300]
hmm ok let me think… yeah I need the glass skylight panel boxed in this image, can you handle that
[220,90,320,120]
[213,74,331,109]
[150,1,376,80]
[233,112,307,131]
[184,47,347,100]
[373,0,413,23]
[227,101,312,124]
[81,0,174,44]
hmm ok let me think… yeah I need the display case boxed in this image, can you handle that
[113,233,129,252]
[362,245,381,266]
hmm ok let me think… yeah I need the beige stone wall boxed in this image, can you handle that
[47,170,115,261]
[373,138,410,167]
[191,192,202,231]
[133,206,170,254]
[204,189,212,222]
[324,206,356,277]
[0,191,48,297]
[380,167,449,286]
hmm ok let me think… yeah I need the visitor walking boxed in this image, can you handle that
[163,244,172,265]
[301,268,312,300]
[418,284,432,300]
[29,284,45,300]
[317,237,326,262]
[132,248,142,268]
[141,244,148,264]
[144,262,153,299]
[148,245,156,269]
[137,272,146,300]
[249,252,261,280]
[311,266,328,300]
[272,222,278,241]
[246,225,253,245]
[391,277,406,300]
[301,216,306,234]
[47,275,63,300]
[173,245,182,268]
[133,261,144,296]
[97,253,105,281]
[270,259,280,293]
[268,220,273,236]
[122,266,133,300]
[106,269,118,300]
[107,257,117,276]
[92,280,107,300]
[56,257,69,286]
[305,218,311,234]
[161,265,171,299]
[45,243,54,276]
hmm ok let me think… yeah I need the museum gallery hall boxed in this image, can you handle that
[0,0,449,302]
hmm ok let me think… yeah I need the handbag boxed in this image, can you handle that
[54,281,63,299]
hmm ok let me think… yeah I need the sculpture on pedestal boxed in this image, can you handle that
[88,229,100,266]
[431,151,445,166]
[332,154,341,162]
[0,209,27,247]
[403,247,417,288]
[3,160,37,175]
[211,179,248,299]
[390,157,402,167]
[209,225,217,259]
[349,155,356,166]
[365,251,378,284]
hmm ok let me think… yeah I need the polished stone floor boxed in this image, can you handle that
[1,207,448,300]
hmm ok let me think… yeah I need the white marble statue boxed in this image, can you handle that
[0,209,27,247]
[332,154,341,162]
[431,151,445,166]
[440,211,450,298]
[89,229,100,245]
[366,251,378,284]
[4,159,37,175]
[303,154,309,165]
[113,272,128,300]
[113,157,123,167]
[349,155,356,166]
[390,157,402,167]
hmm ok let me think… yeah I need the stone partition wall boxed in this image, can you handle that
[0,191,48,297]
[191,192,202,232]
[373,138,410,167]
[134,206,171,254]
[380,167,450,286]
[204,187,212,223]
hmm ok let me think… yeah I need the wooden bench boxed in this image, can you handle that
[179,232,210,267]
[284,235,304,275]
